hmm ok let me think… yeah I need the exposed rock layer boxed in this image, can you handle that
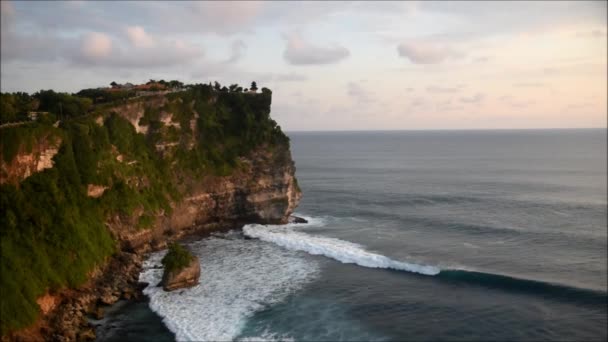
[0,135,61,185]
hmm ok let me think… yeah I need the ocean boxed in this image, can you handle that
[97,129,607,341]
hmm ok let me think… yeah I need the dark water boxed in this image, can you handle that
[99,129,607,341]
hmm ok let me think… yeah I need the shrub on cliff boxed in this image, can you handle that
[162,243,194,274]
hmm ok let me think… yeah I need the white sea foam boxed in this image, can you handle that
[243,222,440,276]
[139,233,319,341]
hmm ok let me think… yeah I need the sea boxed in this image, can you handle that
[96,129,607,342]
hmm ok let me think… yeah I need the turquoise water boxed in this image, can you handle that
[99,129,607,341]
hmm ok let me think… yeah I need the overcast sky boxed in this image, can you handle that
[1,1,606,130]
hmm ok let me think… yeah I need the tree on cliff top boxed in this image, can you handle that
[250,81,258,92]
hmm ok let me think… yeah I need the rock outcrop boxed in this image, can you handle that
[161,257,200,291]
[0,134,61,185]
[289,216,308,224]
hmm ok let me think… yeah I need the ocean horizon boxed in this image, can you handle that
[98,128,607,341]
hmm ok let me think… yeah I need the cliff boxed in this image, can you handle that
[0,84,301,339]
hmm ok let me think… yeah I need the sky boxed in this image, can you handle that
[1,1,606,131]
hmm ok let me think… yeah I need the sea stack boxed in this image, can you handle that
[161,243,200,291]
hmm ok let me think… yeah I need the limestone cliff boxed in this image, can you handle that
[108,142,302,252]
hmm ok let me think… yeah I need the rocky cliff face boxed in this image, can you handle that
[103,93,302,252]
[109,143,301,252]
[0,134,61,185]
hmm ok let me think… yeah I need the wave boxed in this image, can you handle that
[438,270,607,307]
[139,233,319,341]
[243,223,440,276]
[244,217,607,307]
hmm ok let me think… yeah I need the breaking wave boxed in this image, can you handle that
[243,220,440,276]
[139,232,319,341]
[244,216,607,307]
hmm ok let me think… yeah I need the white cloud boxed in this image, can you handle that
[397,41,463,64]
[81,32,112,59]
[126,26,155,48]
[74,30,202,68]
[284,33,350,65]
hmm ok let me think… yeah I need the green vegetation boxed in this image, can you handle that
[0,90,94,124]
[0,80,292,334]
[0,137,115,333]
[76,88,136,104]
[161,243,194,273]
[0,92,35,123]
[0,124,62,163]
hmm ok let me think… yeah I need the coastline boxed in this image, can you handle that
[6,222,241,342]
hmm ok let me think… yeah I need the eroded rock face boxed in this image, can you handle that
[114,143,302,252]
[0,135,62,185]
[161,257,200,291]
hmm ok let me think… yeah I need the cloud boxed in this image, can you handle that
[417,1,607,38]
[426,85,462,93]
[188,1,263,34]
[460,93,485,103]
[74,31,202,68]
[225,39,247,64]
[81,32,112,59]
[126,26,155,48]
[397,41,463,64]
[284,33,350,65]
[347,82,375,103]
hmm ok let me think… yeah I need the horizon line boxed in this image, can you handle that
[286,127,608,133]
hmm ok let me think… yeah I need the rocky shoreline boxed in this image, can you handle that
[6,214,309,342]
[6,222,238,342]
